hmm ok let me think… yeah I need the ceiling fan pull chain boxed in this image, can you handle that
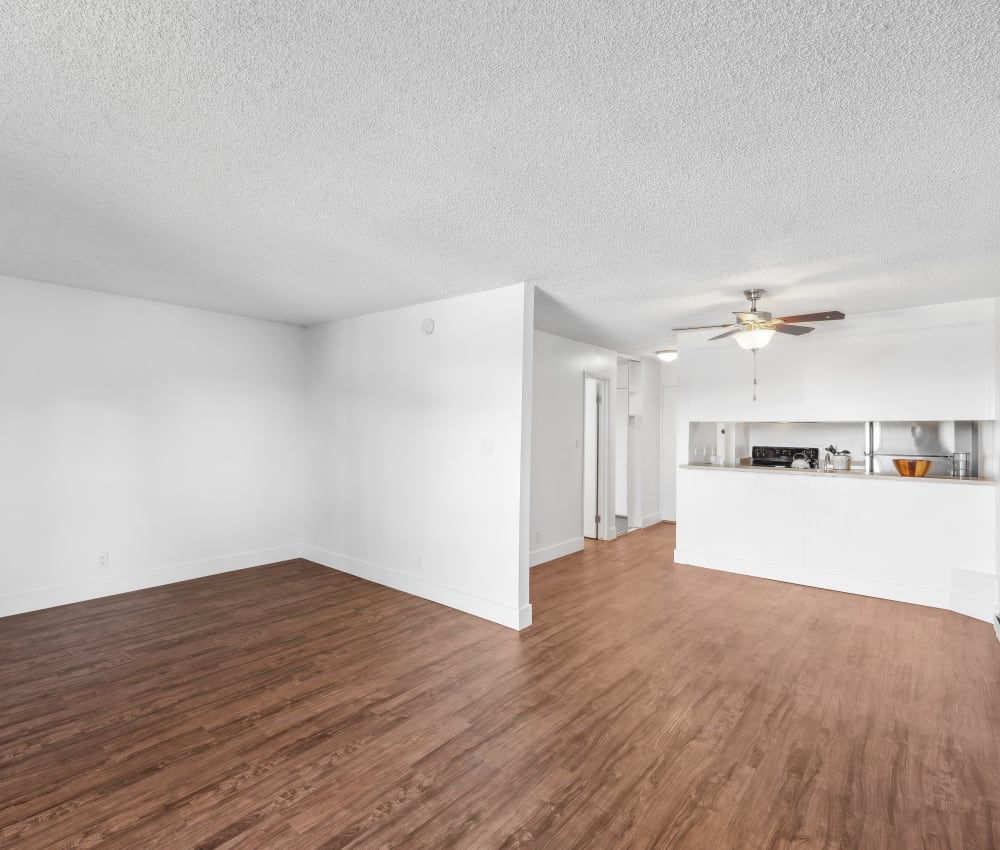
[753,349,758,402]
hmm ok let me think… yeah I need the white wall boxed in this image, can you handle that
[303,283,533,630]
[637,357,662,527]
[994,299,1000,629]
[743,422,866,464]
[677,298,997,480]
[660,360,678,522]
[680,299,995,423]
[530,331,618,565]
[0,275,305,617]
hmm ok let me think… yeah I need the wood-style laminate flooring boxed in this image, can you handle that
[2,523,999,848]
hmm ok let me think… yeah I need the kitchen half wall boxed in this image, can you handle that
[674,297,999,624]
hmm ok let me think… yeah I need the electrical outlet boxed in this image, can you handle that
[417,555,422,568]
[98,551,109,569]
[536,530,541,543]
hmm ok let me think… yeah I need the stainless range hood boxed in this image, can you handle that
[865,421,977,477]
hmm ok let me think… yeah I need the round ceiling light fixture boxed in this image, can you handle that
[733,328,775,351]
[655,349,678,362]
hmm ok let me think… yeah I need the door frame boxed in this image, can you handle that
[582,373,613,541]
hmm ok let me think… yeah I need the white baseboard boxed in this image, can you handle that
[0,544,302,619]
[674,549,996,624]
[530,536,584,567]
[641,512,662,528]
[302,544,530,631]
[949,568,999,623]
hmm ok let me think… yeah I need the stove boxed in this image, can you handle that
[751,446,819,468]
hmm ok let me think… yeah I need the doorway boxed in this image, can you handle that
[583,375,609,540]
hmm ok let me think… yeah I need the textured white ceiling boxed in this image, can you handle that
[2,2,999,352]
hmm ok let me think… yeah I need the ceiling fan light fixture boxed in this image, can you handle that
[734,328,775,351]
[655,349,678,362]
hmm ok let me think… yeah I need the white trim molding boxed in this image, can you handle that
[530,536,585,568]
[302,544,531,631]
[0,544,302,619]
[948,568,999,623]
[674,549,997,624]
[641,512,662,528]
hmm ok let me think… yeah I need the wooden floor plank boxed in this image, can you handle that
[1,523,998,848]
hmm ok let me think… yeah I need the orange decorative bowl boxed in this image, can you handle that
[892,459,932,477]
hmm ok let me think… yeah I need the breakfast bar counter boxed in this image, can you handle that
[678,463,995,486]
[675,464,997,623]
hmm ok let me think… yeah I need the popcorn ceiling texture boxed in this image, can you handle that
[1,1,998,351]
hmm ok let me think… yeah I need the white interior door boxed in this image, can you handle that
[583,377,599,538]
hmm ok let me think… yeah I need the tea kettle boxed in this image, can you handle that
[790,452,811,469]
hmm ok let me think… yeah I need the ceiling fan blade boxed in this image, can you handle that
[775,310,845,323]
[671,323,737,331]
[773,323,814,336]
[708,327,743,341]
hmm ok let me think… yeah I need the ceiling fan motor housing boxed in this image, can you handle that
[735,310,772,325]
[669,287,844,339]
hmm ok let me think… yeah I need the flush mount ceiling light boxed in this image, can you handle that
[655,349,678,362]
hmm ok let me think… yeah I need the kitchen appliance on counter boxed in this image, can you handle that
[751,446,819,469]
[866,421,978,478]
[824,446,852,471]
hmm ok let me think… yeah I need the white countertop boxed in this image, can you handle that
[678,463,996,486]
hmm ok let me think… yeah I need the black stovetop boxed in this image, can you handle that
[751,446,820,468]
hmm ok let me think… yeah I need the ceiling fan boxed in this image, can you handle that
[673,289,845,351]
